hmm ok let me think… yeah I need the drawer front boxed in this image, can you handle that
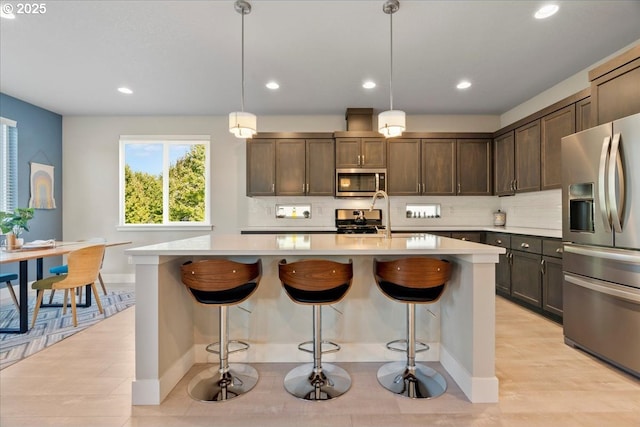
[543,239,564,258]
[511,235,542,253]
[487,232,511,248]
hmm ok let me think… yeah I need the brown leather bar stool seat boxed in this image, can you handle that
[373,257,452,399]
[278,258,353,401]
[180,258,262,402]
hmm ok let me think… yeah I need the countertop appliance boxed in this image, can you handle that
[335,168,386,198]
[335,209,383,234]
[561,112,640,378]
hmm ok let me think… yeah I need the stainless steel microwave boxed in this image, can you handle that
[335,168,386,197]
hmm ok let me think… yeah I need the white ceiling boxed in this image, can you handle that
[1,0,640,117]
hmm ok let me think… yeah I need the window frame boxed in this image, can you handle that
[118,135,212,231]
[0,117,18,213]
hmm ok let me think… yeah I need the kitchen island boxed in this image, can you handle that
[126,233,504,405]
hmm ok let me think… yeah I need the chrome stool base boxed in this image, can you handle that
[377,361,447,399]
[284,363,351,401]
[188,363,259,402]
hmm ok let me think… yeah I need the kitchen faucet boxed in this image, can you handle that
[370,190,391,238]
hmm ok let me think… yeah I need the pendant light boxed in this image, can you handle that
[229,0,257,138]
[378,0,405,138]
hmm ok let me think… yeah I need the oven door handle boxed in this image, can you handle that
[565,272,640,304]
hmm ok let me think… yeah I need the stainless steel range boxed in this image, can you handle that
[335,209,384,234]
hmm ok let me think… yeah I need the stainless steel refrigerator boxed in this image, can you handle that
[561,112,640,378]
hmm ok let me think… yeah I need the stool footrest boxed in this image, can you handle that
[297,340,341,355]
[205,340,250,355]
[385,339,429,354]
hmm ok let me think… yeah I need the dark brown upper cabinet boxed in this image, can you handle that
[422,139,456,195]
[575,97,592,132]
[246,139,276,196]
[457,139,491,195]
[540,105,575,190]
[493,131,515,196]
[387,138,421,195]
[589,44,640,125]
[335,137,386,168]
[275,138,334,196]
[387,137,489,196]
[514,120,541,193]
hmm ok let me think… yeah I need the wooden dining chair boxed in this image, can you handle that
[48,237,108,304]
[31,244,106,328]
[0,273,20,311]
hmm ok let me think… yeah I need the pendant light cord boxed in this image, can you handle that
[389,10,394,111]
[241,9,245,113]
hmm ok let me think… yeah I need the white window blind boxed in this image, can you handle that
[0,117,18,212]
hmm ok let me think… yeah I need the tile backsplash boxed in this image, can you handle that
[245,189,562,231]
[498,189,562,230]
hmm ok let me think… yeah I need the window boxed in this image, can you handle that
[0,117,18,212]
[119,135,211,229]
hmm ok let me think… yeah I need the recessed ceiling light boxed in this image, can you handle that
[266,81,280,90]
[534,4,559,19]
[456,80,472,90]
[363,81,376,89]
[117,87,133,95]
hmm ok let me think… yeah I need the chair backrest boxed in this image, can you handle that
[278,259,353,292]
[374,257,452,290]
[181,259,262,292]
[52,244,106,290]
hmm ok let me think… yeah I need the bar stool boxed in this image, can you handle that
[373,257,452,399]
[180,258,262,402]
[278,258,353,401]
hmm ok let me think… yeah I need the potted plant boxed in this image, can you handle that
[0,207,35,249]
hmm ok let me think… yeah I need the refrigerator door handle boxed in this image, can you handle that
[565,272,640,304]
[564,244,640,264]
[608,132,625,233]
[598,136,612,232]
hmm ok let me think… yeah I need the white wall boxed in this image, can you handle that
[500,38,640,126]
[62,114,499,277]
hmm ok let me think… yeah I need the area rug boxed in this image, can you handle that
[0,290,135,370]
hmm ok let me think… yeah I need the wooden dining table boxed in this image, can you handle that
[0,240,131,334]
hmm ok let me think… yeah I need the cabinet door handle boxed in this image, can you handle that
[508,251,513,265]
[272,183,275,192]
[496,239,502,245]
[306,183,309,193]
[302,183,305,192]
[362,154,365,165]
[514,179,518,190]
[540,259,546,275]
[458,183,461,193]
[357,155,361,166]
[556,247,563,254]
[461,237,467,241]
[520,243,530,249]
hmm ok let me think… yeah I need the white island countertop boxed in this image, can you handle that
[126,232,505,260]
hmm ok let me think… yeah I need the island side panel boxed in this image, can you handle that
[132,255,195,405]
[440,254,499,403]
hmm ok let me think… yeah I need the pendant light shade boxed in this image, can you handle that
[229,0,257,139]
[378,110,405,138]
[378,0,405,138]
[229,111,257,138]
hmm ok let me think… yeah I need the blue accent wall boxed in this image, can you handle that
[0,93,63,276]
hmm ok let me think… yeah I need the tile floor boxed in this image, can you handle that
[1,292,639,426]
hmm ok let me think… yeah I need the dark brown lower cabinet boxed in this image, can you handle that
[511,250,542,307]
[542,255,563,317]
[486,232,563,323]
